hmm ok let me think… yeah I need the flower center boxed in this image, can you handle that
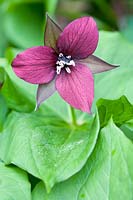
[56,53,75,74]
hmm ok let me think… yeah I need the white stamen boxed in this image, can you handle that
[59,53,63,57]
[59,61,65,67]
[66,55,71,59]
[56,60,59,64]
[56,66,62,74]
[56,53,75,74]
[65,67,71,73]
[67,60,75,66]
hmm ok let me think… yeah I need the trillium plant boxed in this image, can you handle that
[12,14,118,113]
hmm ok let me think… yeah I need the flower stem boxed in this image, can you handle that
[69,106,77,126]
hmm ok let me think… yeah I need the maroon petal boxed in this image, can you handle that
[56,63,94,113]
[79,55,119,74]
[57,17,98,59]
[35,78,56,110]
[12,46,57,84]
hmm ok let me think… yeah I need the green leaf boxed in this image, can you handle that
[94,31,133,106]
[4,3,44,48]
[97,95,133,128]
[0,111,99,191]
[32,119,133,200]
[1,74,36,112]
[121,119,133,140]
[0,162,31,200]
[0,66,5,83]
[32,182,46,200]
[0,95,8,131]
[0,63,8,131]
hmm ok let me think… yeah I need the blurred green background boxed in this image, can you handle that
[0,0,132,57]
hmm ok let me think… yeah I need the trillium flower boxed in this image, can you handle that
[12,14,118,113]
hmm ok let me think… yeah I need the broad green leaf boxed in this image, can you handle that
[32,120,133,200]
[97,95,133,128]
[95,31,133,67]
[0,162,31,200]
[93,31,133,106]
[32,182,46,200]
[4,3,44,48]
[121,119,133,140]
[78,120,133,199]
[0,62,8,130]
[1,74,36,112]
[0,111,99,191]
[0,95,8,131]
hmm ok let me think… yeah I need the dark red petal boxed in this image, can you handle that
[12,46,57,84]
[79,55,119,74]
[57,17,98,59]
[35,78,56,110]
[56,63,94,113]
[44,14,62,52]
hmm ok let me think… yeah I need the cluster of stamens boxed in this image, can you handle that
[56,53,75,74]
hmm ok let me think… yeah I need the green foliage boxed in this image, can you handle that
[121,119,133,140]
[0,95,8,131]
[32,120,133,200]
[0,111,99,191]
[0,66,5,83]
[0,162,31,200]
[97,96,133,128]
